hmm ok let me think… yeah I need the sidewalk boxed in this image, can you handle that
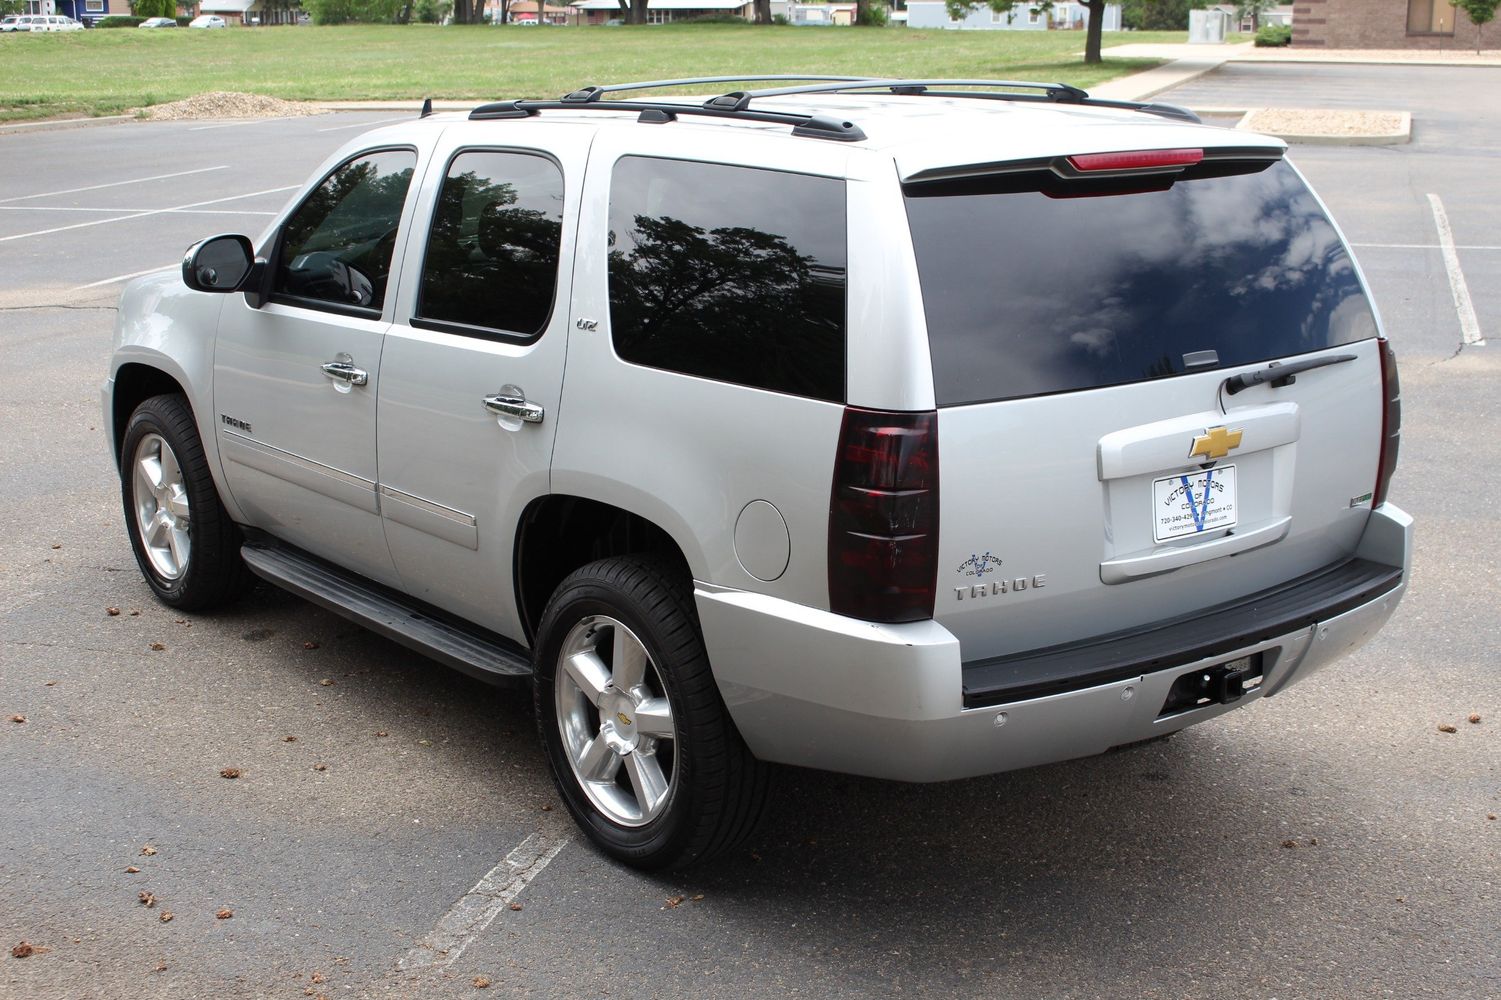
[1090,42,1252,101]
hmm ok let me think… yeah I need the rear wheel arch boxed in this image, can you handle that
[514,495,693,645]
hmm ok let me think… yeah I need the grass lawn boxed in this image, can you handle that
[0,23,1196,122]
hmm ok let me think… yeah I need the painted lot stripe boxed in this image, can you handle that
[0,205,275,217]
[0,186,297,244]
[1427,194,1485,347]
[0,166,228,205]
[318,115,412,133]
[73,265,176,291]
[1352,242,1501,251]
[398,833,569,972]
[189,116,303,132]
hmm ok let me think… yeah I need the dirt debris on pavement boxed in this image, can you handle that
[1243,108,1406,137]
[141,92,327,121]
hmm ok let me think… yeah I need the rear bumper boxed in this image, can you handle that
[696,503,1412,783]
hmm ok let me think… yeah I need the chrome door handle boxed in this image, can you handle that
[484,392,544,424]
[321,361,368,386]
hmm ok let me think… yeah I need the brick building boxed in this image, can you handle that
[1293,0,1492,49]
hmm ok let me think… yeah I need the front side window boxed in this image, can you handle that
[274,149,416,313]
[607,156,846,403]
[416,150,564,338]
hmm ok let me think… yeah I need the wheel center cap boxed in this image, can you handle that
[601,690,638,749]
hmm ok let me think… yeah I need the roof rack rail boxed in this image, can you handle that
[466,75,1201,141]
[468,98,867,142]
[704,78,1200,123]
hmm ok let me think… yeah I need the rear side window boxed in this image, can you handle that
[905,158,1378,406]
[608,156,846,403]
[416,150,564,339]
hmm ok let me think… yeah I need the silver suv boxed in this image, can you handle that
[104,78,1411,869]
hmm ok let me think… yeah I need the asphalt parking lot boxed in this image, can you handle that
[2,64,1498,999]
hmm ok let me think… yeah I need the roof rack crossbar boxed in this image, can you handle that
[469,98,866,142]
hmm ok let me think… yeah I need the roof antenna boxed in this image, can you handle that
[420,98,433,119]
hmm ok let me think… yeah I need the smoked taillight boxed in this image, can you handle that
[1374,337,1401,507]
[828,407,939,624]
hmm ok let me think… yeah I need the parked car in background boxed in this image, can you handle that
[32,15,85,30]
[0,15,22,30]
[139,16,178,27]
[188,14,226,27]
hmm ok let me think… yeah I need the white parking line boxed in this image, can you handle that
[1427,194,1485,347]
[397,833,569,972]
[0,166,228,205]
[0,205,275,216]
[72,265,176,290]
[1351,242,1501,251]
[318,115,412,133]
[188,116,302,132]
[0,186,297,244]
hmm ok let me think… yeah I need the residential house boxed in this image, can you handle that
[571,0,752,23]
[484,0,576,22]
[1293,0,1490,49]
[195,0,302,24]
[26,0,129,24]
[906,1,1120,32]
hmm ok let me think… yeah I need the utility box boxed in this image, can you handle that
[1188,8,1230,43]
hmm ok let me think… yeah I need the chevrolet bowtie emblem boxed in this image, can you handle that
[617,712,633,726]
[1190,426,1244,461]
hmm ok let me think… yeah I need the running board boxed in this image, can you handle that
[240,542,532,685]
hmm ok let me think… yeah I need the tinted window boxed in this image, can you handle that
[417,151,564,338]
[275,149,416,313]
[905,159,1378,406]
[608,157,846,403]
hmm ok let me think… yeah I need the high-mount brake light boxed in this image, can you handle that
[1066,148,1205,173]
[828,408,940,624]
[1374,337,1402,507]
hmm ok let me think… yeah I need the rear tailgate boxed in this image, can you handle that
[903,150,1388,668]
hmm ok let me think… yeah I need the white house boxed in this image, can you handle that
[906,1,1121,32]
[571,0,752,23]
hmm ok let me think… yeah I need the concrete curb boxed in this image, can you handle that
[1234,109,1412,145]
[0,114,133,136]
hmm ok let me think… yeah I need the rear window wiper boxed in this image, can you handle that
[1224,353,1359,396]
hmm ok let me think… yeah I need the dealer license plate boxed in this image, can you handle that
[1153,465,1238,543]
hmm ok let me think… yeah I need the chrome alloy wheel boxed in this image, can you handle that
[131,432,192,580]
[555,615,677,827]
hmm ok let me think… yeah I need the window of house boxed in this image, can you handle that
[85,1,103,11]
[647,8,671,22]
[608,156,847,403]
[273,149,416,315]
[415,150,565,340]
[1407,0,1455,34]
[1027,7,1041,23]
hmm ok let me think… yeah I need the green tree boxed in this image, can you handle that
[1451,0,1500,52]
[1121,0,1207,30]
[1234,0,1276,31]
[130,0,177,18]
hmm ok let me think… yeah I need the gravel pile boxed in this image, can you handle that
[1243,108,1405,137]
[142,92,326,121]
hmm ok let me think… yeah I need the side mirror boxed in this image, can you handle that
[182,234,257,293]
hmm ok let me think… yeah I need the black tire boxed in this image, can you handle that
[534,555,769,870]
[120,394,251,611]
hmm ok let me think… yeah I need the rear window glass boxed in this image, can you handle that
[905,159,1378,406]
